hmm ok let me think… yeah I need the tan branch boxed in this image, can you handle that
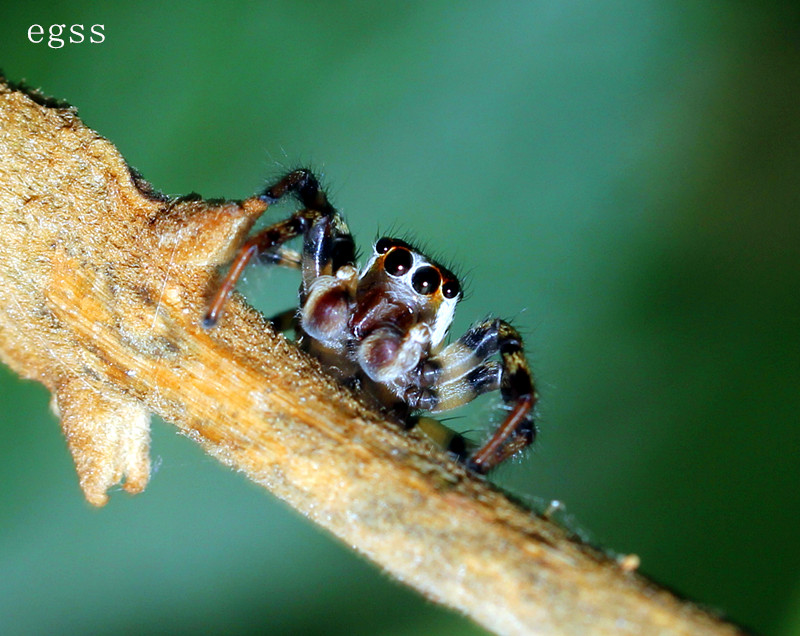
[0,79,743,636]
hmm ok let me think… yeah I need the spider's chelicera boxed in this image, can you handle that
[203,169,537,473]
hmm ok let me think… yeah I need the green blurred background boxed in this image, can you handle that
[1,2,799,634]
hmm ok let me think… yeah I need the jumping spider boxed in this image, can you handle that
[203,169,537,473]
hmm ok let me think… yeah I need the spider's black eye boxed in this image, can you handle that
[412,266,441,295]
[375,237,393,254]
[384,247,413,276]
[442,279,460,299]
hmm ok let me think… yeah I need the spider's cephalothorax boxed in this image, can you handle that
[203,169,537,473]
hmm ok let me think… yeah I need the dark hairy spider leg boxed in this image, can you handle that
[202,208,324,327]
[266,168,355,287]
[462,319,538,474]
[468,397,535,473]
[263,168,337,215]
[203,168,350,328]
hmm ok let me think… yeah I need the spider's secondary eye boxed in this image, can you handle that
[375,237,393,254]
[442,279,460,299]
[384,248,413,276]
[412,266,441,295]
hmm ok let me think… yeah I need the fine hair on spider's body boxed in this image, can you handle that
[203,169,537,473]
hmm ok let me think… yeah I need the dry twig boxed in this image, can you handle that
[0,79,744,636]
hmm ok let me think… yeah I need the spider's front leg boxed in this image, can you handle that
[419,318,538,474]
[203,169,352,327]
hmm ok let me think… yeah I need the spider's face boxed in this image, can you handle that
[355,237,461,349]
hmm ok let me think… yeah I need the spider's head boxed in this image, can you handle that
[354,237,461,349]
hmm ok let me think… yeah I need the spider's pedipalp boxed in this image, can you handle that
[301,266,358,345]
[358,323,431,384]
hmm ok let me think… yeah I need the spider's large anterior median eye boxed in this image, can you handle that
[384,247,413,276]
[442,279,460,299]
[412,266,441,295]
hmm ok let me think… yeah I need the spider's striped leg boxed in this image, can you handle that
[416,361,502,413]
[411,319,537,473]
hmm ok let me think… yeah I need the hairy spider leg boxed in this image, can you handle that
[203,169,353,327]
[470,396,535,471]
[416,359,502,413]
[264,169,355,296]
[433,319,537,474]
[263,168,337,213]
[203,209,320,327]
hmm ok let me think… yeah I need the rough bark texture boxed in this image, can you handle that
[0,78,745,636]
